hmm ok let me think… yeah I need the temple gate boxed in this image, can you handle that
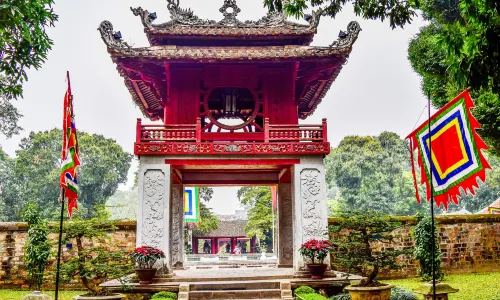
[99,0,360,275]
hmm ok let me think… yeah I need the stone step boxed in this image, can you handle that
[190,281,280,291]
[189,289,282,299]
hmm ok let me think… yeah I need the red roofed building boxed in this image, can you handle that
[99,0,360,274]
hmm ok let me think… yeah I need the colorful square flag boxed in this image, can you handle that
[184,187,200,224]
[406,90,490,209]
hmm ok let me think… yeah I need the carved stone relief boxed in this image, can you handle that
[278,183,293,266]
[142,170,165,248]
[300,169,328,241]
[170,185,183,269]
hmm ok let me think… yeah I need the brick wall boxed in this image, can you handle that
[329,215,500,279]
[0,221,136,289]
[1,215,499,289]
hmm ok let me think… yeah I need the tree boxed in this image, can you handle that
[407,0,500,155]
[0,129,132,220]
[0,147,22,221]
[237,186,273,241]
[330,210,409,285]
[59,207,133,295]
[189,187,220,235]
[264,0,419,29]
[413,214,444,281]
[0,1,58,99]
[0,96,22,138]
[325,132,426,216]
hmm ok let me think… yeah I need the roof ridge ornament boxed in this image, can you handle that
[98,21,131,49]
[219,0,242,26]
[329,21,361,50]
[131,7,157,29]
[166,0,216,26]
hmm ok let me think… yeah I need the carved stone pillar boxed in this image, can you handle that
[170,184,185,269]
[136,162,171,272]
[278,183,293,268]
[292,157,329,272]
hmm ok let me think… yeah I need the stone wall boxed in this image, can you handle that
[329,215,500,279]
[1,215,499,289]
[0,221,136,289]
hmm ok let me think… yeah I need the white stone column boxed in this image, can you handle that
[292,157,329,272]
[170,184,185,269]
[136,160,171,273]
[278,183,294,268]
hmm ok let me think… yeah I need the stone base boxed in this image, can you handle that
[294,270,337,278]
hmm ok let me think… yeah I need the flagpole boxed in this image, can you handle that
[427,94,437,300]
[54,189,65,300]
[55,71,72,300]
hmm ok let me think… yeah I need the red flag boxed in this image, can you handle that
[406,90,490,209]
[60,72,80,217]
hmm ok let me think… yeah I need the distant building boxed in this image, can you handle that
[192,218,256,255]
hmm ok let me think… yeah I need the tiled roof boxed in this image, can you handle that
[194,220,248,237]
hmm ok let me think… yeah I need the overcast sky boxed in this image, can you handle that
[0,0,429,215]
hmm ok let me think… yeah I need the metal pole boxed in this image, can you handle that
[54,189,65,300]
[428,95,437,300]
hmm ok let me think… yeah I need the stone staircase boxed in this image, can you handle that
[178,280,293,299]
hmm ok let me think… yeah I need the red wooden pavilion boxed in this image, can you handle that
[99,0,360,274]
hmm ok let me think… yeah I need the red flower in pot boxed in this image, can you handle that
[128,246,166,284]
[299,239,333,279]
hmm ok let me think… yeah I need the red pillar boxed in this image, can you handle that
[212,238,217,254]
[231,238,236,254]
[193,238,198,254]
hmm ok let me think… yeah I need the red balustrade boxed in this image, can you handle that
[136,118,327,143]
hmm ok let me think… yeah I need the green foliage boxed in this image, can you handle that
[107,187,138,220]
[330,210,410,285]
[58,207,134,296]
[0,96,22,138]
[152,291,178,299]
[199,187,213,202]
[0,129,132,220]
[299,293,328,300]
[407,0,500,155]
[325,132,426,216]
[0,1,58,99]
[294,285,316,296]
[412,215,444,281]
[330,294,351,300]
[238,186,273,240]
[390,287,417,300]
[263,0,418,29]
[21,202,51,290]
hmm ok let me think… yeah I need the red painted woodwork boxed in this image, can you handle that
[165,159,300,166]
[138,118,327,143]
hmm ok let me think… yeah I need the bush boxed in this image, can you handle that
[330,293,351,300]
[390,287,417,300]
[152,291,178,299]
[294,286,316,296]
[299,294,328,300]
[413,215,445,281]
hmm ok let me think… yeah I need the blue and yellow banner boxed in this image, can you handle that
[184,187,200,224]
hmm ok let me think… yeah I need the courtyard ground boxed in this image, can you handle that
[0,290,84,300]
[383,272,500,300]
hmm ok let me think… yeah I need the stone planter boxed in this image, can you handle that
[73,294,125,300]
[135,268,157,284]
[21,291,52,300]
[306,264,328,279]
[345,284,393,300]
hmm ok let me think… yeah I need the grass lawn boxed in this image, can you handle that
[383,272,500,300]
[0,290,85,300]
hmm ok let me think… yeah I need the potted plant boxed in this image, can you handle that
[330,210,409,300]
[59,207,134,299]
[129,246,166,284]
[21,202,52,300]
[299,239,333,279]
